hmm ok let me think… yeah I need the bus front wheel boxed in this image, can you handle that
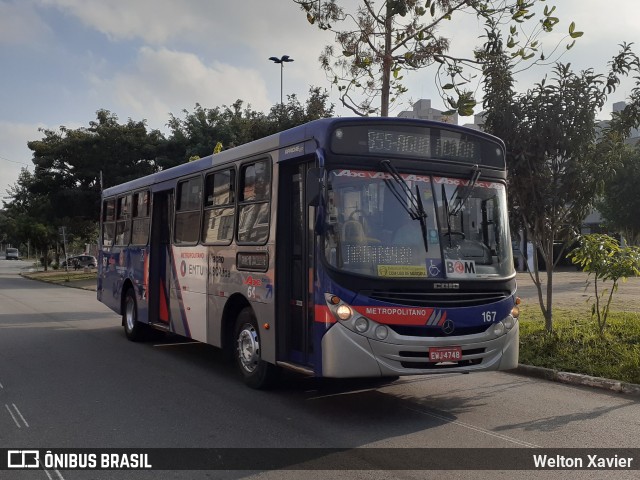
[234,308,279,389]
[123,288,145,341]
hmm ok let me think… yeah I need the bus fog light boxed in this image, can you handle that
[493,322,505,336]
[503,315,515,330]
[374,325,389,340]
[354,317,369,333]
[336,305,352,321]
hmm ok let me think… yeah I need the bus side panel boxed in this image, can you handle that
[169,245,208,342]
[98,246,149,322]
[205,243,277,364]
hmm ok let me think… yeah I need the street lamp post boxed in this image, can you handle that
[269,55,294,104]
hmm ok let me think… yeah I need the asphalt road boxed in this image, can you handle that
[1,259,639,480]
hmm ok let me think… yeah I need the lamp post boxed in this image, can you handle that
[268,55,294,104]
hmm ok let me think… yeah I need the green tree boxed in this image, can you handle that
[598,147,640,245]
[569,234,640,335]
[166,87,334,164]
[3,169,58,269]
[294,0,580,116]
[481,32,640,332]
[24,110,169,247]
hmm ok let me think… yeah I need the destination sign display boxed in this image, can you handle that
[330,124,504,168]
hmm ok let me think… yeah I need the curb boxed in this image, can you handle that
[513,364,640,398]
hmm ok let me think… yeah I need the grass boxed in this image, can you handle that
[21,269,97,284]
[519,305,640,385]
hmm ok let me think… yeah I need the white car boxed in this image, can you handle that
[5,248,19,260]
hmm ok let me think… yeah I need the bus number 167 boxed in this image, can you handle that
[482,311,497,323]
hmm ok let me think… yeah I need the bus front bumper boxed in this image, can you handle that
[321,321,519,378]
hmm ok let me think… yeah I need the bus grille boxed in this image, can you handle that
[367,289,510,308]
[388,324,490,338]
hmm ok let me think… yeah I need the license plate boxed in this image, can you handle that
[429,346,462,362]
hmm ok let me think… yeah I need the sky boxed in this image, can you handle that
[2,0,640,200]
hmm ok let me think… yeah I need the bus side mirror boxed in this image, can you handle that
[306,167,323,207]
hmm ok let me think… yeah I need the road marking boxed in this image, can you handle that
[12,403,29,427]
[153,341,200,347]
[43,469,66,480]
[5,403,29,428]
[402,405,541,448]
[0,381,4,389]
[5,403,21,428]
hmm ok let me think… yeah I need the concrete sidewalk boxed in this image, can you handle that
[516,270,640,312]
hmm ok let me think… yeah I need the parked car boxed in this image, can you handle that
[61,254,97,269]
[5,248,19,260]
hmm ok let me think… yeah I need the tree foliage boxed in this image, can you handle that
[569,234,640,335]
[2,89,334,256]
[166,87,334,167]
[481,30,640,332]
[294,0,581,116]
[597,147,640,245]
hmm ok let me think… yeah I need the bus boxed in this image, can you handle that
[98,117,519,388]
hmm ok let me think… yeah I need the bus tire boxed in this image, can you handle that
[234,307,279,389]
[123,288,145,341]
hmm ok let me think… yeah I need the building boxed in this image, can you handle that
[397,99,459,124]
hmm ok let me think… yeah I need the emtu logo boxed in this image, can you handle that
[7,450,39,468]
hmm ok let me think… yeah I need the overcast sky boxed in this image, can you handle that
[2,0,639,199]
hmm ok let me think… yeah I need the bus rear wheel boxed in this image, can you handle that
[123,288,145,341]
[234,308,279,389]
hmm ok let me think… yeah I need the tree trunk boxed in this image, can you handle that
[380,4,393,117]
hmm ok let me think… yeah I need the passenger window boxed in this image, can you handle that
[237,160,271,244]
[202,169,235,244]
[115,195,132,245]
[131,190,150,245]
[175,177,202,244]
[102,198,116,249]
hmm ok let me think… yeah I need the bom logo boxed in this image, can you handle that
[445,260,476,276]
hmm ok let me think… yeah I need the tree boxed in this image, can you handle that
[481,32,640,332]
[3,169,58,269]
[569,234,640,336]
[598,147,640,245]
[166,87,334,163]
[294,0,581,116]
[24,110,170,247]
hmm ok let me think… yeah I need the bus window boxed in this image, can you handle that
[131,190,150,245]
[237,160,270,244]
[202,169,235,244]
[175,176,202,244]
[115,195,132,245]
[102,198,116,249]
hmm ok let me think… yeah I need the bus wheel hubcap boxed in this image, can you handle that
[126,300,135,331]
[237,324,259,373]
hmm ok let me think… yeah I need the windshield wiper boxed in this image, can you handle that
[380,160,429,253]
[449,164,481,216]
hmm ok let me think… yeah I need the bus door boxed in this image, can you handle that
[148,189,174,327]
[277,161,315,368]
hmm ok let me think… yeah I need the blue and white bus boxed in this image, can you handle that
[98,117,519,388]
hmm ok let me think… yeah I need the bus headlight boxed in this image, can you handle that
[375,325,389,340]
[503,315,515,330]
[336,304,353,321]
[493,322,505,336]
[354,317,369,333]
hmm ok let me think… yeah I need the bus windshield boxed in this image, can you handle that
[323,168,513,279]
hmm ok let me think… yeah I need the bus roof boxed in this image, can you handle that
[102,117,504,198]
